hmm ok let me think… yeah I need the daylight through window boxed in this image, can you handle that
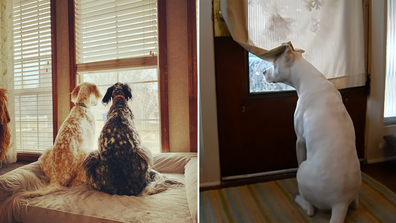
[75,0,160,153]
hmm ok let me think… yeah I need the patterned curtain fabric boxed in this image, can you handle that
[220,0,366,89]
[1,0,17,164]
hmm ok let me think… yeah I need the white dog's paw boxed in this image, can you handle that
[295,195,314,216]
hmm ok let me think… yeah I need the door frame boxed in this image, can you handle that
[366,0,396,163]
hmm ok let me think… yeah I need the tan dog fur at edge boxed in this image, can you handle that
[0,88,11,162]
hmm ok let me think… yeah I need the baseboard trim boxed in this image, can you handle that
[222,168,298,181]
[200,181,221,188]
[366,155,396,164]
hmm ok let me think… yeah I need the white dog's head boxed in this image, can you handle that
[262,42,304,86]
[71,82,102,106]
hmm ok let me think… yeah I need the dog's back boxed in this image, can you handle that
[85,96,149,195]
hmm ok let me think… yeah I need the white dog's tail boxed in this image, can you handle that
[139,169,183,196]
[0,169,63,223]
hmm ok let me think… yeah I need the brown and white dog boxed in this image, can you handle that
[0,88,11,163]
[0,82,101,222]
[40,82,102,186]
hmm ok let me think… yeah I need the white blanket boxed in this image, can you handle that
[1,153,197,223]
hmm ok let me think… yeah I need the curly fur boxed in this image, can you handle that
[84,82,181,196]
[0,88,11,162]
[0,83,102,222]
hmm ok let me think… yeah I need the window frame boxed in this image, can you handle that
[16,0,58,162]
[187,0,197,152]
[67,0,170,152]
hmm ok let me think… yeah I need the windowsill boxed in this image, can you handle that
[17,153,41,162]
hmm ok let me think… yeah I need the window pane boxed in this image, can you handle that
[385,0,396,125]
[13,0,53,154]
[79,68,160,153]
[249,53,294,93]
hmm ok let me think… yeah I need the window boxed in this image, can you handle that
[384,0,396,125]
[249,53,293,93]
[73,0,162,153]
[245,0,366,93]
[13,0,54,154]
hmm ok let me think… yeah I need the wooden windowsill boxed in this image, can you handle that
[17,153,41,162]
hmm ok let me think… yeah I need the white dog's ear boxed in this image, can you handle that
[257,45,288,62]
[284,45,295,64]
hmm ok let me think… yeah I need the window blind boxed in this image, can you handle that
[74,0,161,153]
[13,0,53,154]
[75,0,158,67]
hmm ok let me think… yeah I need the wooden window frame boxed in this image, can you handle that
[187,0,197,152]
[67,0,170,152]
[17,0,58,162]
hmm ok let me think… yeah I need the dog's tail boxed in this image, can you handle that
[137,144,153,167]
[83,150,101,181]
[139,169,183,196]
[0,169,63,223]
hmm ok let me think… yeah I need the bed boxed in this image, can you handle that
[0,152,197,223]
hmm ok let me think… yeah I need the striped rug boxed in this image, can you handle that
[200,173,396,222]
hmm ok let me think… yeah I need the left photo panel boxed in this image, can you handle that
[0,0,198,222]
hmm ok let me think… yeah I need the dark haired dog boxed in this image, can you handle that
[84,82,179,196]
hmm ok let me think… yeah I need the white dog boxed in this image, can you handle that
[263,42,361,223]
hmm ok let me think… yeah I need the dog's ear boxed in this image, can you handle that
[258,44,288,62]
[71,85,81,103]
[284,45,295,64]
[122,83,132,101]
[102,86,115,106]
[89,84,102,106]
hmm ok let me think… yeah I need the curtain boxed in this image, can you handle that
[220,0,366,89]
[1,0,16,164]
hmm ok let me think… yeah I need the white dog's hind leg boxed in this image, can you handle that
[330,204,348,223]
[350,196,359,210]
[295,195,314,216]
[296,138,306,166]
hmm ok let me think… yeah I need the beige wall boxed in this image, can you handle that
[55,0,71,129]
[166,0,190,152]
[54,1,190,153]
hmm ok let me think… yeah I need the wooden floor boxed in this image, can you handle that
[201,160,396,194]
[361,159,396,193]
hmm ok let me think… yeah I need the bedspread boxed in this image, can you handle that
[0,153,197,223]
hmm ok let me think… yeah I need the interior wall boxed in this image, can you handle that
[199,0,221,185]
[166,0,190,152]
[55,0,71,129]
[55,1,191,153]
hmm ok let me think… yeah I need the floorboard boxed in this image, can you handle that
[201,160,396,194]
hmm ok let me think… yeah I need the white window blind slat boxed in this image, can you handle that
[81,22,156,39]
[77,37,156,53]
[13,12,51,25]
[79,2,155,19]
[77,10,155,31]
[13,0,53,154]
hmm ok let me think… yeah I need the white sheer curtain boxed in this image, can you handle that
[220,0,366,89]
[1,0,17,164]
